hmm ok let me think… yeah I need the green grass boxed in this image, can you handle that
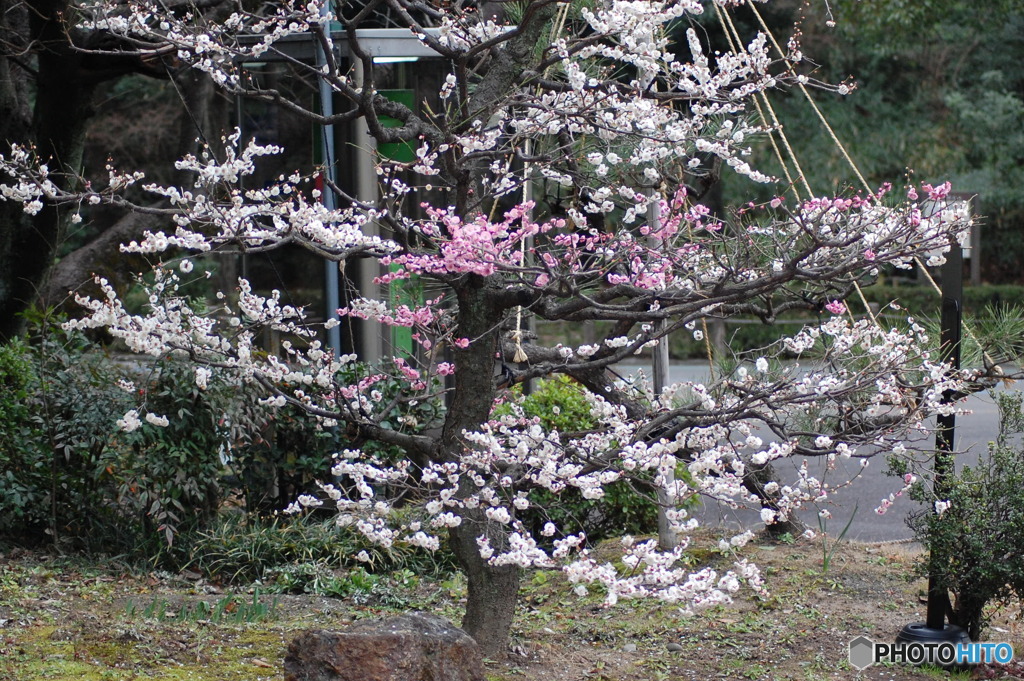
[2,535,1021,681]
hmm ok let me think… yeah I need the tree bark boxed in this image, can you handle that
[0,0,96,339]
[41,211,165,309]
[744,461,805,539]
[0,0,175,340]
[440,279,521,657]
[0,0,43,340]
[450,511,521,659]
[0,0,31,145]
[42,69,227,312]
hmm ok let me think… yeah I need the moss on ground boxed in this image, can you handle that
[2,536,1023,681]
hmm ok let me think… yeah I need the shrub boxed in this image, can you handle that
[111,356,232,551]
[222,359,446,515]
[186,513,455,585]
[506,376,659,541]
[0,311,232,557]
[0,317,136,546]
[0,313,447,562]
[908,390,1024,640]
[224,402,339,515]
[0,338,49,534]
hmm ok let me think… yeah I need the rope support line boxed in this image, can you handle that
[738,0,996,368]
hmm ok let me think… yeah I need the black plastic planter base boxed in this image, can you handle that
[896,622,972,669]
[897,622,970,645]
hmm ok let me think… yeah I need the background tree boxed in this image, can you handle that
[0,0,985,656]
[744,0,1024,281]
[0,0,234,339]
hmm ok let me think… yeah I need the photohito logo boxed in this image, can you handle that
[848,636,1014,670]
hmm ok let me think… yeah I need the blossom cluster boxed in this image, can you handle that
[134,131,400,259]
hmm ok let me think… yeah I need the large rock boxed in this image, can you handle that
[284,612,484,681]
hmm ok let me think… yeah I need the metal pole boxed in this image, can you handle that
[521,139,534,395]
[352,59,381,363]
[236,92,249,284]
[648,195,670,397]
[970,213,981,287]
[647,192,676,552]
[315,7,342,359]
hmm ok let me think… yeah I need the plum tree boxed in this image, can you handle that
[0,0,977,656]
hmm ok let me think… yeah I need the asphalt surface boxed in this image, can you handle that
[619,361,1005,543]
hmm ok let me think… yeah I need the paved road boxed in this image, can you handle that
[618,361,1005,543]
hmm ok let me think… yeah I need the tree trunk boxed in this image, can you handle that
[450,511,521,658]
[952,597,983,642]
[744,461,805,539]
[42,69,227,312]
[441,280,520,657]
[42,211,165,309]
[0,0,94,340]
[0,0,175,339]
[0,0,35,341]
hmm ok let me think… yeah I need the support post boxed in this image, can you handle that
[314,12,341,359]
[927,244,963,629]
[353,59,382,363]
[647,192,677,552]
[895,242,970,655]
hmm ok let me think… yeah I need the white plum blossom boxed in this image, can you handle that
[144,412,170,427]
[116,409,142,433]
[195,367,212,390]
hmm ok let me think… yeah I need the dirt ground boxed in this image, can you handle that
[2,536,1023,681]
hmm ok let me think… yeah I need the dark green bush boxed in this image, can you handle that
[111,357,232,551]
[504,376,660,541]
[186,513,455,585]
[0,338,49,534]
[0,318,135,546]
[908,390,1024,640]
[221,358,446,515]
[0,309,454,566]
[0,312,231,557]
[222,401,339,515]
[0,310,460,572]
